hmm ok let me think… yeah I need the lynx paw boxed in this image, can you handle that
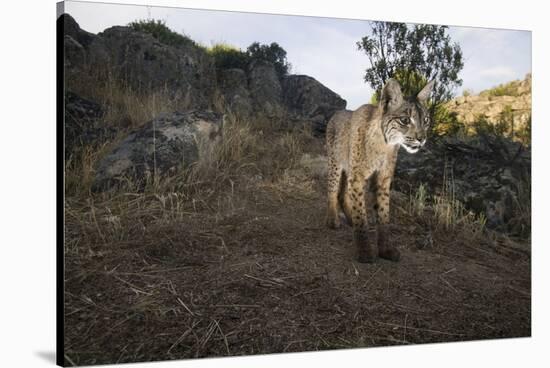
[379,247,401,262]
[357,247,378,264]
[326,216,341,229]
[357,253,377,264]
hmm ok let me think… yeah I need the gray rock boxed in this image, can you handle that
[282,75,346,134]
[61,13,96,49]
[62,13,109,71]
[98,26,216,109]
[218,68,253,118]
[64,35,86,70]
[62,14,350,133]
[395,135,530,235]
[248,61,285,119]
[93,111,223,191]
[61,13,216,110]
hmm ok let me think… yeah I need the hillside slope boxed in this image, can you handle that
[445,74,531,132]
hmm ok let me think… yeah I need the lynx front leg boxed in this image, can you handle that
[375,172,400,261]
[347,173,377,263]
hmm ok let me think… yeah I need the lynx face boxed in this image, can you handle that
[379,79,435,154]
[382,101,431,153]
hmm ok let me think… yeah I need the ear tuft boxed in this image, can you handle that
[380,78,404,112]
[417,80,435,103]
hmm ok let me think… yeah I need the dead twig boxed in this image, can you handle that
[177,297,196,316]
[362,266,382,289]
[214,320,231,355]
[167,321,200,355]
[375,321,464,336]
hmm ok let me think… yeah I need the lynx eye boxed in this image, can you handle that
[398,117,410,126]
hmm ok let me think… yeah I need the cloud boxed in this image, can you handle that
[449,26,531,93]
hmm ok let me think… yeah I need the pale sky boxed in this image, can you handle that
[63,0,532,110]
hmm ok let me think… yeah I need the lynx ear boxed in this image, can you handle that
[417,80,435,103]
[380,78,403,112]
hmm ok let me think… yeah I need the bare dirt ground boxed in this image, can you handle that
[64,165,531,366]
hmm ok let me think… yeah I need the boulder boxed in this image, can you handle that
[60,13,216,110]
[394,135,530,235]
[282,75,347,134]
[61,13,96,49]
[98,26,216,109]
[248,61,285,119]
[218,68,253,118]
[64,35,86,70]
[61,14,110,78]
[92,111,223,191]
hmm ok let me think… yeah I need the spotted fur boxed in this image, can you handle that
[326,78,434,263]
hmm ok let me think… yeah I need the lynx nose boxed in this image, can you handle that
[415,133,426,145]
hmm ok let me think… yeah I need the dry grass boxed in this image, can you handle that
[432,168,487,235]
[405,167,487,244]
[68,68,189,130]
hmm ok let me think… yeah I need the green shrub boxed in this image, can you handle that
[433,105,462,136]
[471,114,508,137]
[208,41,291,78]
[369,93,378,105]
[485,83,520,97]
[128,19,197,48]
[207,43,249,70]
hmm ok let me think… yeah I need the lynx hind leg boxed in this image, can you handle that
[374,174,400,262]
[326,160,344,229]
[337,171,351,226]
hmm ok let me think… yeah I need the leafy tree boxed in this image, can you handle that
[246,42,291,78]
[357,21,464,114]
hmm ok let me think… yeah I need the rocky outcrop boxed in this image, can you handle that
[98,26,216,109]
[395,135,530,236]
[92,111,222,191]
[282,75,347,134]
[63,13,96,50]
[61,13,216,109]
[446,74,531,132]
[248,60,286,119]
[219,64,347,132]
[64,35,86,70]
[218,68,253,117]
[61,13,350,190]
[62,13,346,132]
[62,14,110,75]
